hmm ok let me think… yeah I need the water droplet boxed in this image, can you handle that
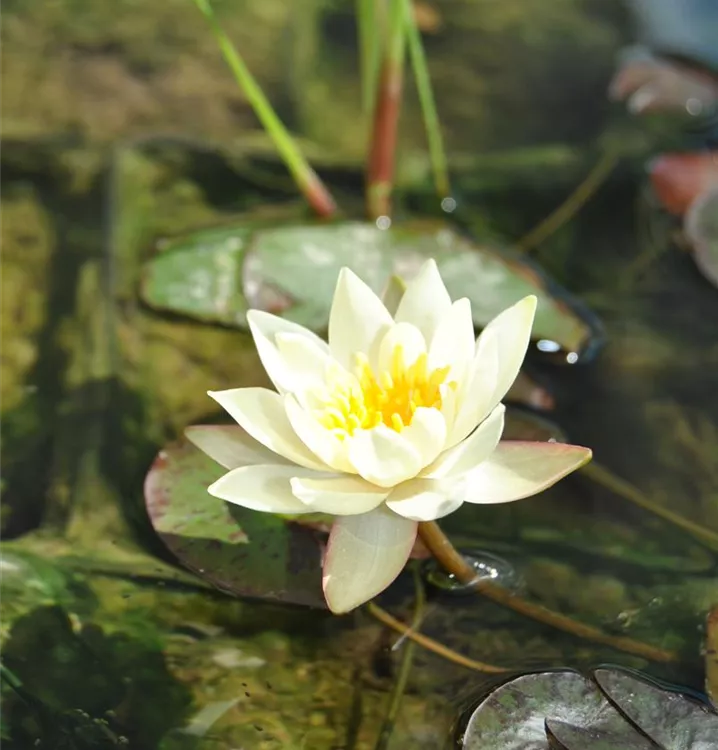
[441,196,457,213]
[536,339,561,353]
[566,352,579,364]
[376,215,392,230]
[422,550,521,595]
[686,98,703,116]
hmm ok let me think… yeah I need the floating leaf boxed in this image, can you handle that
[141,220,603,362]
[594,668,718,749]
[144,434,326,608]
[461,668,718,750]
[685,185,718,288]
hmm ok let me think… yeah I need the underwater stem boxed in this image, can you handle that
[192,0,337,218]
[366,602,507,674]
[374,568,425,750]
[582,462,718,552]
[418,521,678,664]
[366,0,407,219]
[512,146,620,254]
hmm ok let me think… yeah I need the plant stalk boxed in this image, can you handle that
[192,0,337,218]
[403,0,450,198]
[417,521,678,663]
[366,0,407,219]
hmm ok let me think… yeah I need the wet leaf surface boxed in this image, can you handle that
[594,668,718,749]
[144,434,326,608]
[141,219,603,361]
[461,668,718,750]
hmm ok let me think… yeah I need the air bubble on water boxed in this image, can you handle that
[423,550,521,595]
[686,98,703,116]
[441,196,457,213]
[376,215,392,230]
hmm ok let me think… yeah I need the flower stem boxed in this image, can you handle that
[366,0,407,220]
[192,0,337,218]
[417,521,678,664]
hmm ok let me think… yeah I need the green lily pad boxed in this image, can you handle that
[144,433,326,608]
[141,219,603,362]
[461,668,718,749]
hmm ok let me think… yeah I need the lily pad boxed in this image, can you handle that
[685,185,718,289]
[141,219,603,362]
[144,433,326,608]
[461,667,718,749]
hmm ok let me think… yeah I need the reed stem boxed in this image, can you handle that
[192,0,337,218]
[366,0,407,219]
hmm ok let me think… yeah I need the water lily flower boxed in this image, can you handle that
[187,260,591,614]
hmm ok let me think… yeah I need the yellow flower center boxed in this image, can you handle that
[317,346,453,438]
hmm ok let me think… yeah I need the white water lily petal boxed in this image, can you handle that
[274,332,334,395]
[377,322,426,373]
[480,295,537,414]
[247,310,330,393]
[401,407,447,468]
[284,395,354,473]
[185,425,292,470]
[423,404,505,479]
[386,477,463,521]
[395,259,452,341]
[428,297,475,383]
[348,425,424,487]
[208,464,318,513]
[209,388,326,471]
[445,331,500,448]
[461,441,592,504]
[322,506,417,613]
[329,268,393,370]
[290,475,388,515]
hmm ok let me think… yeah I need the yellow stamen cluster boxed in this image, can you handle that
[317,346,452,438]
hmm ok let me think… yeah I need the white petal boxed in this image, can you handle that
[444,331,500,449]
[322,507,417,613]
[208,464,319,513]
[377,322,426,373]
[401,407,447,468]
[247,310,330,393]
[381,274,407,317]
[185,424,292,470]
[386,477,463,521]
[284,395,354,473]
[428,297,475,384]
[395,259,452,341]
[480,295,537,414]
[423,404,505,479]
[274,332,333,395]
[460,441,592,504]
[347,425,423,487]
[209,388,326,471]
[328,268,393,370]
[290,475,388,515]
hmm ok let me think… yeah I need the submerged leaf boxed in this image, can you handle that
[461,668,718,750]
[144,437,326,608]
[141,220,602,361]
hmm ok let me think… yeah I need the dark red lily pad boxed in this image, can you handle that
[144,437,326,608]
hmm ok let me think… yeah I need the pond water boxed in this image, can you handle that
[2,1,718,749]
